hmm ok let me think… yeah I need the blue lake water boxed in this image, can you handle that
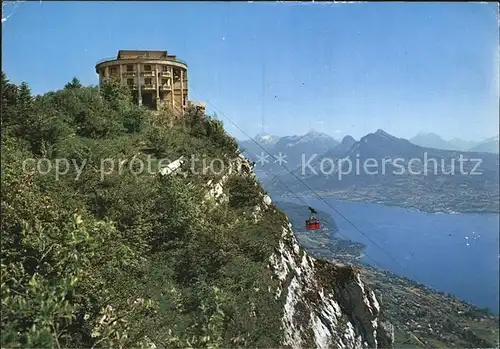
[289,198,499,314]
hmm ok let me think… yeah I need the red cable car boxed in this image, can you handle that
[305,218,321,230]
[305,206,321,231]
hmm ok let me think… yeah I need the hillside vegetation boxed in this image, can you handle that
[1,74,291,348]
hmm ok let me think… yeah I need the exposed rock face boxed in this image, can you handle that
[166,153,394,349]
[159,156,185,176]
[269,222,392,349]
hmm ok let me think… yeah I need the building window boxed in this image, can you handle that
[126,64,134,72]
[145,78,152,85]
[162,66,169,72]
[127,78,134,86]
[144,65,151,72]
[161,78,168,86]
[110,67,117,76]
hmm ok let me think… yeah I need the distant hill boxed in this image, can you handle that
[239,130,339,174]
[469,136,499,154]
[328,135,357,158]
[409,132,456,150]
[272,130,339,170]
[238,133,281,164]
[238,133,281,149]
[409,133,495,153]
[448,138,479,151]
[273,130,339,153]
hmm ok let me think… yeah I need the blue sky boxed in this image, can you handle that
[3,2,499,141]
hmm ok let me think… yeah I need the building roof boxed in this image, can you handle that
[117,50,177,60]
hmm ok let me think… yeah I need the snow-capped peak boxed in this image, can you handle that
[252,133,281,145]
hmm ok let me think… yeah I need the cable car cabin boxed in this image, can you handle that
[305,206,321,231]
[305,218,321,231]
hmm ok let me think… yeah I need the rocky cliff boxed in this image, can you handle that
[270,225,393,349]
[183,154,395,349]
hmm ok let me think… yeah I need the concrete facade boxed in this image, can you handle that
[95,50,188,113]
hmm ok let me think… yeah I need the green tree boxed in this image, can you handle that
[65,77,82,89]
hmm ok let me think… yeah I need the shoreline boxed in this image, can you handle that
[294,192,500,215]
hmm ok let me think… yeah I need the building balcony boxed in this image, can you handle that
[173,81,189,89]
[160,71,172,77]
[141,71,156,77]
[142,84,156,90]
[159,84,172,90]
[123,71,137,77]
[127,84,138,90]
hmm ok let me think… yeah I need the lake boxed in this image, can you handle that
[285,197,499,314]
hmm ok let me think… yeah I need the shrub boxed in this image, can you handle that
[226,175,261,209]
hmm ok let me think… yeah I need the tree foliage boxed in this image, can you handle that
[65,77,83,89]
[1,73,286,348]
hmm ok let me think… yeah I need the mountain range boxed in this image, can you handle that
[409,132,459,151]
[239,131,498,162]
[239,129,499,214]
[409,132,498,154]
[238,130,341,174]
[469,136,499,154]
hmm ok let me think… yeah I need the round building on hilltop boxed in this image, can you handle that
[95,50,188,112]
